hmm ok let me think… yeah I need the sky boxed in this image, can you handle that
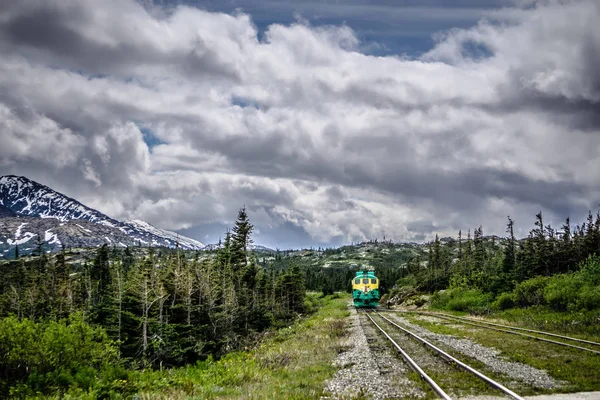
[0,0,599,249]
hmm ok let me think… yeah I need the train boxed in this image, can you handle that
[352,270,379,308]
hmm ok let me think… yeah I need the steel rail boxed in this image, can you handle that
[397,311,600,356]
[408,311,600,348]
[374,312,525,400]
[362,311,452,400]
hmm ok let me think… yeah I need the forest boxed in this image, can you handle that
[268,209,600,319]
[0,208,307,397]
[386,211,600,319]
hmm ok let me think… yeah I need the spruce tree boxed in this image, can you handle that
[464,229,473,278]
[559,217,573,272]
[457,230,462,265]
[473,226,485,272]
[230,207,254,272]
[503,216,516,275]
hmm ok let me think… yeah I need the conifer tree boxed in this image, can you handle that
[457,230,462,264]
[559,217,573,272]
[230,207,254,272]
[464,229,473,277]
[503,216,516,275]
[473,226,485,272]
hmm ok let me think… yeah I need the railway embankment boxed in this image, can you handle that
[326,303,600,399]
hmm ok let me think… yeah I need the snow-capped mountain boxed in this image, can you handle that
[0,175,120,225]
[125,219,205,250]
[0,175,204,257]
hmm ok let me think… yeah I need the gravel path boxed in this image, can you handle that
[386,313,564,390]
[323,307,423,399]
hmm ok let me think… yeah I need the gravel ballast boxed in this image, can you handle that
[387,313,564,390]
[323,307,423,399]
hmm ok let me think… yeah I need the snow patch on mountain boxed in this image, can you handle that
[44,230,61,245]
[7,222,36,245]
[125,220,205,249]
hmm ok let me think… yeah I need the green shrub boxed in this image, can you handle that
[543,273,582,311]
[0,313,118,397]
[510,258,600,312]
[513,276,550,307]
[579,254,600,285]
[579,285,600,310]
[492,292,515,310]
[396,275,418,288]
[432,288,493,313]
[303,293,323,314]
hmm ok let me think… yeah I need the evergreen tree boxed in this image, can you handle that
[503,216,516,275]
[457,230,462,265]
[230,207,254,272]
[533,211,549,275]
[473,226,485,272]
[464,229,473,277]
[559,217,574,272]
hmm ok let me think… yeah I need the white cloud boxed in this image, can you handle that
[0,0,598,245]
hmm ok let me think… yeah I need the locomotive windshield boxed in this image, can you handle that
[362,278,369,284]
[355,279,360,284]
[371,279,377,284]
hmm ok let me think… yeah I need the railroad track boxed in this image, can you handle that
[361,310,525,400]
[395,310,600,356]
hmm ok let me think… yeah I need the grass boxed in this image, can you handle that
[46,293,351,400]
[401,313,600,395]
[494,307,600,339]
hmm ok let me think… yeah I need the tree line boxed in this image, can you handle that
[0,208,306,371]
[408,210,600,299]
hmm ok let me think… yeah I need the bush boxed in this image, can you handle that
[431,288,493,313]
[579,254,600,286]
[396,275,418,288]
[508,257,600,312]
[513,276,550,307]
[492,292,515,311]
[0,313,119,397]
[579,285,600,310]
[543,274,582,311]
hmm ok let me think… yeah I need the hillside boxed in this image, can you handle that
[0,175,205,257]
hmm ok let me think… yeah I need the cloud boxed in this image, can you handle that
[0,0,598,246]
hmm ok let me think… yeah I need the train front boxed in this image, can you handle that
[352,271,379,308]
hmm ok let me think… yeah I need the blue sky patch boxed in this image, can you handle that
[161,0,509,57]
[139,127,164,149]
[231,96,262,110]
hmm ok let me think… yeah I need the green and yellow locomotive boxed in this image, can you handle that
[352,270,379,308]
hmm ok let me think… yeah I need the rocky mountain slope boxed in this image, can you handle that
[0,175,204,258]
[0,204,16,218]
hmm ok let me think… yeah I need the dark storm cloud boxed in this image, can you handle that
[0,0,244,81]
[3,5,91,58]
